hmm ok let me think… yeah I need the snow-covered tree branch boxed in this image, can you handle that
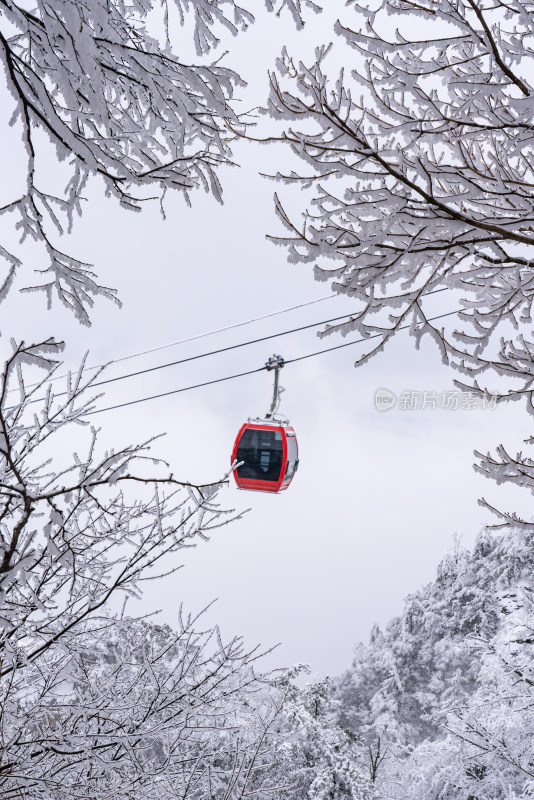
[330,522,534,799]
[254,0,534,408]
[0,613,282,799]
[244,667,376,800]
[0,0,319,324]
[393,579,534,799]
[0,339,288,798]
[0,339,234,665]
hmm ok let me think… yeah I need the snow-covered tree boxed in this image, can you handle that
[225,3,534,793]
[251,667,376,800]
[2,614,283,800]
[0,0,319,324]
[390,553,534,800]
[255,0,534,410]
[331,518,534,798]
[0,338,283,798]
[333,536,497,782]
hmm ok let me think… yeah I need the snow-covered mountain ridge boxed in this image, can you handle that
[331,524,534,797]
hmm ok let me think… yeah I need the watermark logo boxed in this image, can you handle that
[374,387,498,412]
[375,388,397,412]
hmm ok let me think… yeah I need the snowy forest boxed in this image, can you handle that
[1,0,534,797]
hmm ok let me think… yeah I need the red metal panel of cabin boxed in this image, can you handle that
[231,423,290,493]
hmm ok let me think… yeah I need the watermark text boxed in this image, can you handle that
[374,388,498,412]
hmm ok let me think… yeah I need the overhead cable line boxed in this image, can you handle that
[89,309,385,389]
[96,286,445,378]
[35,293,338,389]
[285,309,459,364]
[29,288,450,391]
[89,307,459,416]
[24,310,369,408]
[88,367,267,415]
[44,287,451,399]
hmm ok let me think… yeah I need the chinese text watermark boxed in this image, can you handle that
[374,388,498,412]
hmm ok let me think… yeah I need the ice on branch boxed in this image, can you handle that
[0,0,317,324]
[0,339,289,798]
[255,0,534,408]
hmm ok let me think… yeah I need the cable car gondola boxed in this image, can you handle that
[231,355,299,494]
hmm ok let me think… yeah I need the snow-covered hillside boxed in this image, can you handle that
[333,525,534,797]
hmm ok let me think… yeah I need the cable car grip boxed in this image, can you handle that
[265,354,285,419]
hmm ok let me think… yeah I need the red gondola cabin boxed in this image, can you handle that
[231,421,299,493]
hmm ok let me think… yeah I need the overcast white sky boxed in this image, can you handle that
[0,2,531,679]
